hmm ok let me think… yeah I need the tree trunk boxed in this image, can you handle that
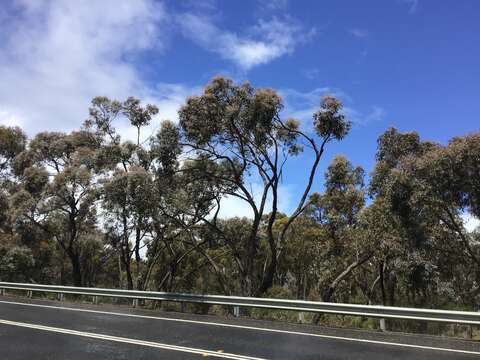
[387,271,396,306]
[135,227,143,290]
[322,255,371,302]
[125,263,134,290]
[314,254,371,324]
[256,247,277,296]
[121,250,133,290]
[70,252,83,287]
[379,261,387,306]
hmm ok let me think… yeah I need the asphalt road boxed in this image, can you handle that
[0,297,479,359]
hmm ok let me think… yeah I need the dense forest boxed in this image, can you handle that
[1,76,479,315]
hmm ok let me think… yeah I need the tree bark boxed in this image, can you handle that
[322,255,370,302]
[69,252,83,287]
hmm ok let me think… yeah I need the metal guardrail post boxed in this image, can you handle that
[132,299,138,308]
[27,290,32,298]
[466,325,473,339]
[233,306,240,317]
[380,318,387,331]
[57,293,64,301]
[181,302,186,313]
[0,288,5,296]
[93,296,98,305]
[298,312,305,323]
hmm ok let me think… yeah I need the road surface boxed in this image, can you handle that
[0,297,479,359]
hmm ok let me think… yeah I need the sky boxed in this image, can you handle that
[0,0,479,226]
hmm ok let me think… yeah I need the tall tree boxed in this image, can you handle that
[368,128,480,307]
[12,131,100,286]
[86,96,158,289]
[296,155,372,303]
[177,77,351,296]
[87,97,217,291]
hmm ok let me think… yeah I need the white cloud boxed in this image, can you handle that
[348,28,369,38]
[0,110,25,128]
[280,87,346,129]
[280,87,385,129]
[0,0,168,137]
[0,0,317,145]
[344,105,386,126]
[177,14,315,70]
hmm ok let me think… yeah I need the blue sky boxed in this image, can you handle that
[0,0,479,219]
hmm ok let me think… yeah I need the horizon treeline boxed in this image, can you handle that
[1,76,479,312]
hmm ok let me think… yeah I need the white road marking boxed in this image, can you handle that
[0,318,266,360]
[0,299,479,356]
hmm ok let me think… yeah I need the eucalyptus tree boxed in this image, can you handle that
[0,126,27,242]
[0,126,36,282]
[0,126,27,233]
[286,155,372,303]
[410,133,480,264]
[0,126,27,178]
[314,155,370,302]
[355,198,404,306]
[367,128,442,306]
[0,245,35,282]
[176,76,351,296]
[368,128,480,307]
[276,213,323,299]
[11,130,101,286]
[86,97,218,291]
[385,132,480,305]
[147,122,229,292]
[85,96,158,289]
[102,166,154,289]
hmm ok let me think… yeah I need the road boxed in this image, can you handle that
[0,297,479,359]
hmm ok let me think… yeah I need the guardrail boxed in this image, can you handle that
[1,282,479,326]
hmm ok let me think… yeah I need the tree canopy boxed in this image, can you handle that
[1,77,479,323]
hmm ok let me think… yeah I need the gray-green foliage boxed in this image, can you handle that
[8,130,100,286]
[1,78,479,320]
[177,76,351,296]
[0,245,35,282]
